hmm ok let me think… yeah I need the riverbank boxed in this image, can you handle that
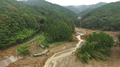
[2,33,77,67]
[0,27,84,67]
[8,42,76,67]
[54,45,120,67]
[1,27,119,67]
[43,28,86,67]
[54,28,120,67]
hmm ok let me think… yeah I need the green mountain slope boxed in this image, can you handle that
[24,0,77,18]
[0,0,74,49]
[78,9,93,17]
[65,2,107,14]
[64,6,80,13]
[81,2,120,31]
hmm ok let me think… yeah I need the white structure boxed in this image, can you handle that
[78,17,81,19]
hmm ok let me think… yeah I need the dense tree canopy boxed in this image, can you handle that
[0,0,45,49]
[76,32,114,63]
[71,18,80,27]
[43,12,74,43]
[81,2,120,31]
[0,0,74,49]
[24,0,77,18]
[78,9,93,17]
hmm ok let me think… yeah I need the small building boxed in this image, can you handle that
[78,17,81,19]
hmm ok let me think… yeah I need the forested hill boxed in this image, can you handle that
[0,0,74,49]
[23,0,77,18]
[81,2,120,31]
[78,2,107,17]
[78,9,93,17]
[64,2,107,14]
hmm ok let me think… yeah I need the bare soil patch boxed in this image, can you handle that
[0,44,20,61]
[8,41,76,67]
[55,28,120,67]
[84,28,120,41]
[56,45,120,67]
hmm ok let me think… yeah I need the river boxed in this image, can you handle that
[44,28,86,67]
[0,28,86,67]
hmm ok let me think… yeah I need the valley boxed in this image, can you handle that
[64,2,107,16]
[0,32,77,67]
[55,28,120,67]
[0,28,120,67]
[0,0,120,67]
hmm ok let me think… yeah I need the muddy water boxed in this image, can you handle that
[44,30,85,67]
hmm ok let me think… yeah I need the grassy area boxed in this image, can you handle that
[19,43,30,49]
[35,34,45,41]
[37,34,68,47]
[17,34,44,54]
[17,34,46,54]
[34,53,39,54]
[24,32,42,43]
[48,41,67,46]
[17,34,71,54]
[17,43,30,54]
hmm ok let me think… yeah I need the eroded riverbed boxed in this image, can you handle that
[43,28,86,67]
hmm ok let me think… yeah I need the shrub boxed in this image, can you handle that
[118,33,120,41]
[76,32,114,64]
[76,50,91,64]
[44,22,73,43]
[17,47,29,54]
[39,40,49,48]
[118,43,120,47]
[17,43,30,54]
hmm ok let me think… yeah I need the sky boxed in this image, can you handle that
[45,0,119,6]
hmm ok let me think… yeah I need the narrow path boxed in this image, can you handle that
[26,34,40,43]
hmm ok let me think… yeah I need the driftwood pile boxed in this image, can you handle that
[33,50,49,57]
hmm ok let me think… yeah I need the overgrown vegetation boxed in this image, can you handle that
[0,0,46,49]
[78,9,93,17]
[39,40,49,48]
[117,33,120,47]
[44,21,73,43]
[71,18,81,27]
[48,41,67,46]
[118,33,120,41]
[24,0,77,18]
[0,0,75,50]
[37,34,68,48]
[76,32,114,64]
[81,2,120,31]
[17,43,30,54]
